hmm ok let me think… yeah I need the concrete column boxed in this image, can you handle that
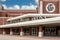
[38,26,43,37]
[20,27,24,36]
[3,28,5,35]
[10,28,13,35]
[40,1,43,14]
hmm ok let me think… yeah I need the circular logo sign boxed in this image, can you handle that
[46,3,55,13]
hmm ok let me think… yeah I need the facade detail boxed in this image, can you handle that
[38,26,43,37]
[0,0,60,38]
[10,28,13,35]
[46,3,55,13]
[43,1,59,14]
[20,27,24,36]
[3,29,5,35]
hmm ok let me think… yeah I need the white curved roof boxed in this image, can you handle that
[1,16,60,28]
[7,14,60,21]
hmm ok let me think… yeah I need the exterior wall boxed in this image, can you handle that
[3,17,10,24]
[0,0,60,37]
[0,9,37,35]
[0,10,37,17]
[43,1,59,14]
[7,10,37,17]
[4,28,10,34]
[20,27,24,36]
[0,10,37,25]
[10,28,13,35]
[59,0,60,13]
[0,28,3,34]
[38,26,43,37]
[0,18,4,25]
[0,17,10,25]
[38,0,60,14]
[0,12,7,17]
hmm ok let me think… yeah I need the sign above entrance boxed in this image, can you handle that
[46,3,55,13]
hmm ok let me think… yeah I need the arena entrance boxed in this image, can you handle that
[4,28,10,34]
[23,27,38,36]
[12,28,20,35]
[31,27,38,36]
[44,27,57,36]
[44,26,60,37]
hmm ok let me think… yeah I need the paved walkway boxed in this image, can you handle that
[0,35,60,40]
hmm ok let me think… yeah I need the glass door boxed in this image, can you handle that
[13,28,20,35]
[32,27,38,36]
[44,27,56,36]
[24,28,30,35]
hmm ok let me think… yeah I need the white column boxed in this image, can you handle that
[3,29,5,35]
[40,1,43,14]
[20,27,24,36]
[10,28,13,35]
[38,26,43,37]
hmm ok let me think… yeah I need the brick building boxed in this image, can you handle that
[0,0,60,37]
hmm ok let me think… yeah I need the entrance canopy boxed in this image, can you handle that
[0,17,60,28]
[7,14,60,21]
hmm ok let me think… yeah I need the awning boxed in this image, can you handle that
[0,17,60,28]
[7,14,60,21]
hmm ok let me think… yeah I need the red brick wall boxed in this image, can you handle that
[43,1,59,14]
[5,10,37,17]
[0,18,4,25]
[0,10,37,25]
[0,12,6,17]
[0,17,10,25]
[0,28,3,34]
[3,17,10,25]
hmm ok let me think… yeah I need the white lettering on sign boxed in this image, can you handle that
[46,3,55,13]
